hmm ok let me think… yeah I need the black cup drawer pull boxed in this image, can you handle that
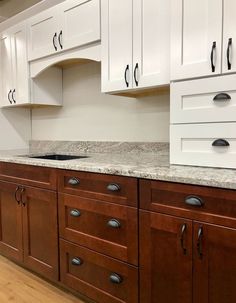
[70,209,81,217]
[71,257,83,266]
[212,139,230,147]
[107,183,120,192]
[109,273,123,284]
[68,177,80,186]
[185,196,204,207]
[107,219,121,229]
[213,93,231,102]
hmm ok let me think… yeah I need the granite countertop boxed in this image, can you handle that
[0,141,235,190]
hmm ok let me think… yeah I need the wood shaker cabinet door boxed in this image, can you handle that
[140,210,192,303]
[22,186,58,281]
[0,181,23,263]
[60,239,138,303]
[59,193,138,265]
[193,222,236,303]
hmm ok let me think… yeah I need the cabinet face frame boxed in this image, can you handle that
[171,0,223,80]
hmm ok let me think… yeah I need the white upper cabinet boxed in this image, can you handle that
[222,0,236,74]
[27,7,60,61]
[171,0,222,81]
[60,0,100,51]
[0,23,29,107]
[101,0,133,92]
[27,0,101,61]
[102,0,170,93]
[133,0,170,89]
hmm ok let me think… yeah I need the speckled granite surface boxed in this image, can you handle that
[0,141,235,190]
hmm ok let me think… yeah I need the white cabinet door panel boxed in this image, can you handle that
[60,0,100,51]
[171,0,222,80]
[222,0,236,73]
[101,0,133,92]
[11,24,29,105]
[133,0,170,88]
[0,33,13,106]
[27,7,60,61]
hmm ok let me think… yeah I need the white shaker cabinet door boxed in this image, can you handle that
[133,0,170,89]
[101,0,133,92]
[27,6,60,61]
[171,0,222,81]
[222,0,236,74]
[60,0,100,51]
[0,33,13,107]
[11,24,29,105]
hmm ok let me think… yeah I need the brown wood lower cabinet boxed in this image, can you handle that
[60,239,138,303]
[140,210,193,303]
[140,180,236,303]
[0,180,58,281]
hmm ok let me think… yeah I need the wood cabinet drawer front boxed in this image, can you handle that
[60,240,138,303]
[171,75,236,124]
[58,170,138,207]
[0,162,57,190]
[170,123,236,169]
[59,193,138,265]
[140,180,236,228]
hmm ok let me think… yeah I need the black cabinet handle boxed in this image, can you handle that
[12,89,16,103]
[53,33,57,51]
[107,183,120,192]
[20,187,26,207]
[109,273,123,284]
[212,139,230,147]
[180,224,187,255]
[211,41,216,72]
[70,209,81,217]
[107,219,121,229]
[58,30,63,49]
[14,186,21,205]
[213,93,231,102]
[197,226,203,259]
[227,38,232,70]
[185,195,204,207]
[71,257,83,266]
[8,90,12,104]
[124,64,129,87]
[134,63,139,86]
[68,177,80,186]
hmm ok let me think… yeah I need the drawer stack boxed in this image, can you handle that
[58,170,138,303]
[170,74,236,168]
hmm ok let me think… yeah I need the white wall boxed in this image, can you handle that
[32,62,170,142]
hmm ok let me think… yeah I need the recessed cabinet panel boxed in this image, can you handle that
[171,0,222,80]
[101,0,133,92]
[222,0,236,74]
[60,0,100,51]
[0,34,13,106]
[27,7,60,61]
[133,0,170,88]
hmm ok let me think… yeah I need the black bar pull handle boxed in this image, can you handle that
[53,33,57,51]
[180,223,187,255]
[124,65,129,87]
[8,90,12,104]
[15,186,21,205]
[211,41,216,72]
[58,30,63,49]
[12,89,16,103]
[213,93,231,102]
[212,139,230,147]
[134,63,139,87]
[227,38,232,70]
[197,226,203,259]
